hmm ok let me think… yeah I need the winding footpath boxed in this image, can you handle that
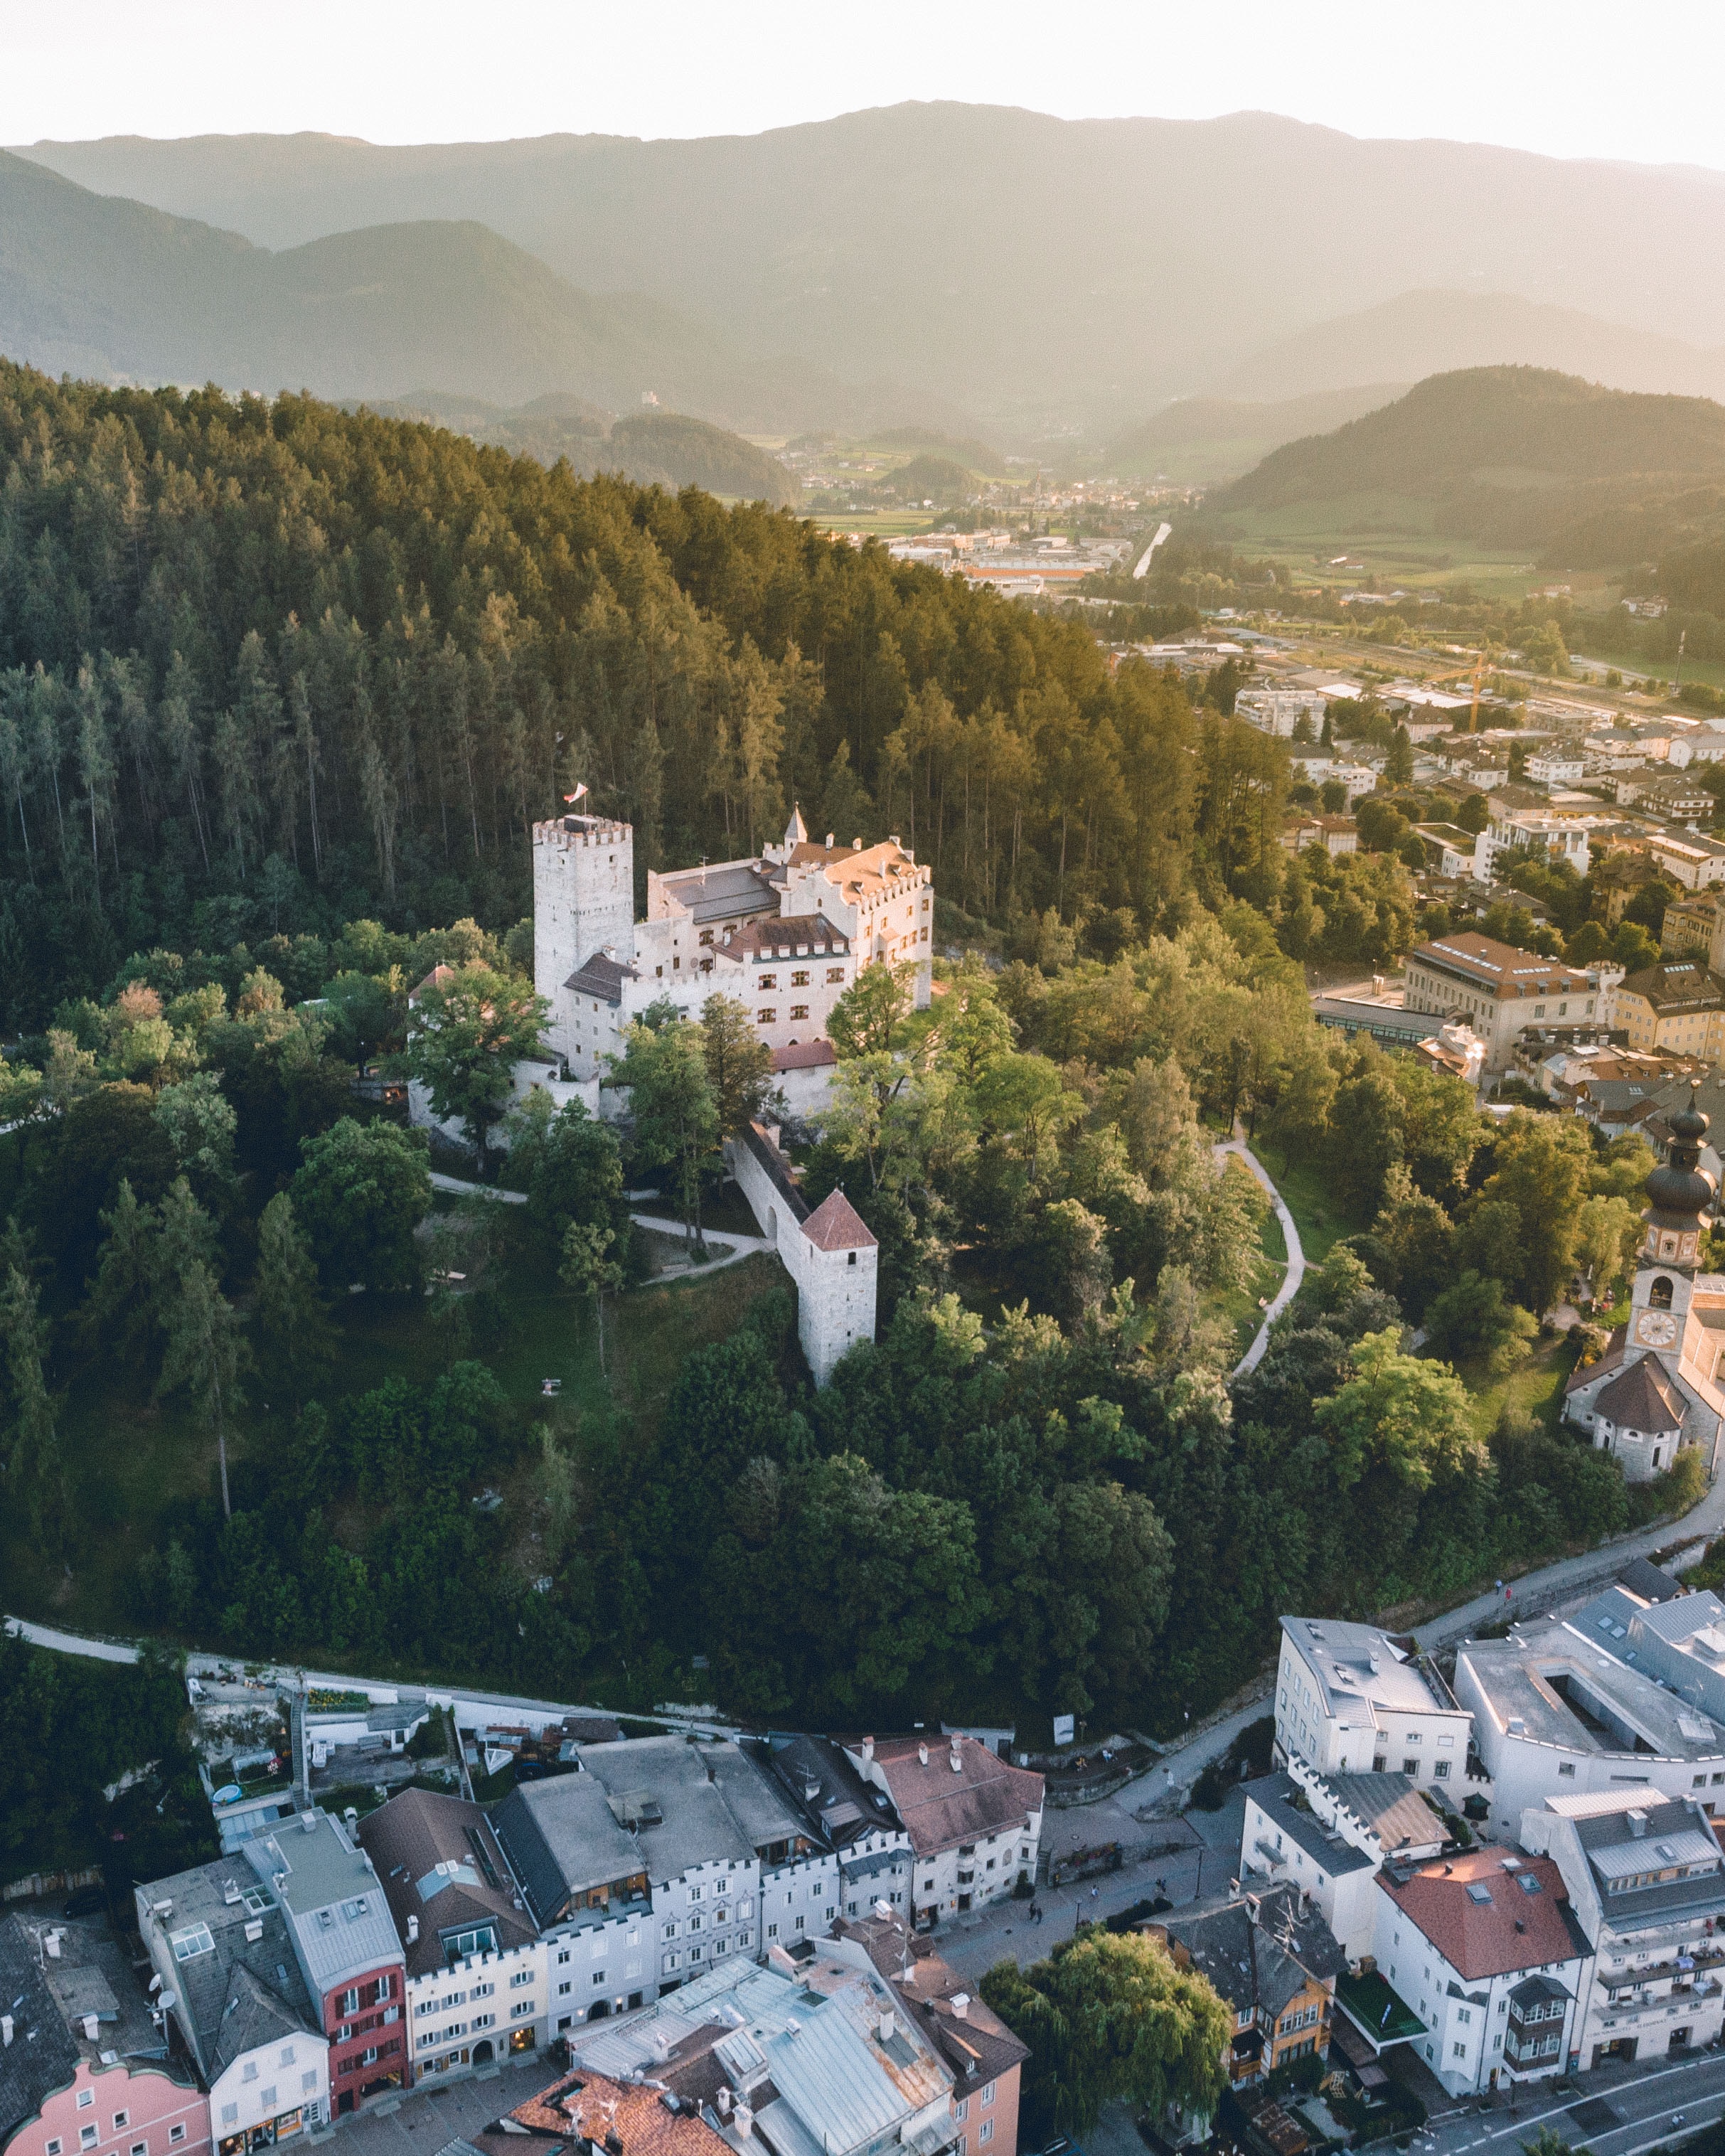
[1214,1136,1307,1376]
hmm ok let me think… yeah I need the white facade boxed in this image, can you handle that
[1650,833,1725,892]
[1372,1859,1589,2096]
[406,1933,548,2081]
[730,1124,879,1387]
[1237,688,1330,738]
[1239,1781,1381,1960]
[1527,754,1587,787]
[1521,1792,1725,2068]
[207,2038,329,2152]
[1472,811,1594,881]
[1274,1618,1471,1783]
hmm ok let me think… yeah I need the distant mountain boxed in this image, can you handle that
[1208,366,1725,565]
[1099,386,1406,483]
[27,109,1725,429]
[0,149,929,433]
[370,393,798,505]
[1222,290,1725,404]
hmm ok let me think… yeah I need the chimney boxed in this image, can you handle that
[826,834,835,850]
[1,2014,12,2046]
[950,1741,963,1774]
[862,1736,875,1763]
[734,2103,754,2140]
[717,2091,732,2118]
[406,1916,419,1944]
[952,1993,971,2020]
[853,837,863,850]
[878,2010,895,2042]
[301,1810,318,1833]
[648,2029,671,2064]
[244,1921,263,1945]
[1628,1808,1650,1838]
[46,1933,61,1959]
[82,2014,100,2042]
[918,1743,929,1767]
[803,1778,821,1803]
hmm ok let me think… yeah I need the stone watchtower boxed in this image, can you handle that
[533,813,636,1065]
[1628,1086,1717,1347]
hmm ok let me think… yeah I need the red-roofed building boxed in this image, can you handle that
[1368,1848,1590,2096]
[844,1734,1043,1925]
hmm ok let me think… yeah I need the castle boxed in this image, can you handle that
[531,808,930,1384]
[1564,1087,1725,1478]
[533,807,932,1096]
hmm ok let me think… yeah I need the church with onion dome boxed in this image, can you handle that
[1564,1087,1725,1480]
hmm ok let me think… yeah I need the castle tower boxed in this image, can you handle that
[533,814,636,1066]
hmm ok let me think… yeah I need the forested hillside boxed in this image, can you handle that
[0,360,1299,1026]
[1210,366,1725,562]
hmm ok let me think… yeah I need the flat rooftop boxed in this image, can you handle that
[1281,1618,1460,1727]
[1459,1622,1725,1762]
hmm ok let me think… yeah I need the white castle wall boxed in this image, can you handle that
[730,1129,877,1387]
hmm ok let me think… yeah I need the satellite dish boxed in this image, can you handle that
[159,1993,177,2014]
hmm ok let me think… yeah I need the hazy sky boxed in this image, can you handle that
[6,0,1725,169]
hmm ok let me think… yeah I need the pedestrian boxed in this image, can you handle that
[1091,1885,1099,1900]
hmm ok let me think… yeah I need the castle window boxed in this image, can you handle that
[791,971,810,987]
[826,968,845,984]
[848,1252,857,1267]
[699,929,713,945]
[758,1009,776,1025]
[790,1005,809,1020]
[758,973,778,990]
[1652,1276,1675,1310]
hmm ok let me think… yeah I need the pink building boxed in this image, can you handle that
[1,1915,210,2156]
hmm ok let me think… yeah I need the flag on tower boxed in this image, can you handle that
[563,782,589,804]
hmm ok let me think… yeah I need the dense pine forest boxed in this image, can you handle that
[0,359,1292,1018]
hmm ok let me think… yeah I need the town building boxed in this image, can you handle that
[1452,1616,1725,1833]
[1561,1582,1725,1777]
[842,1736,1043,1927]
[1648,831,1725,892]
[1564,1091,1725,1478]
[1526,752,1587,788]
[1238,1766,1448,1959]
[0,1915,211,2156]
[493,1735,835,2007]
[533,808,931,1087]
[1411,823,1480,877]
[1281,814,1357,858]
[499,2065,727,2156]
[1660,893,1719,960]
[1520,1791,1725,2067]
[562,1943,972,2156]
[1471,809,1595,882]
[239,1813,406,2115]
[1401,934,1606,1074]
[756,1734,914,1921]
[1668,726,1725,769]
[1237,688,1330,738]
[835,1911,1028,2156]
[1369,1847,1591,2096]
[1609,961,1725,1060]
[1274,1618,1472,1783]
[1149,1885,1344,2094]
[134,1860,331,2149]
[1638,778,1716,826]
[355,1788,545,2084]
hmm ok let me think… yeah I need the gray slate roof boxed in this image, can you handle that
[0,1915,80,2146]
[490,1773,645,1928]
[1242,1773,1373,1878]
[243,1810,401,1996]
[1164,1883,1345,2024]
[564,950,640,1005]
[1595,1354,1687,1435]
[136,1859,323,2085]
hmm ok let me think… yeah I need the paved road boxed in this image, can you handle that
[428,1173,527,1204]
[1408,2043,1725,2156]
[304,2051,550,2155]
[1215,1138,1307,1376]
[628,1212,769,1275]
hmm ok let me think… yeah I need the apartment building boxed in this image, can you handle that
[1274,1617,1472,1782]
[240,1813,405,2115]
[1401,934,1605,1073]
[1237,688,1330,738]
[1238,1766,1447,1959]
[134,1863,330,2150]
[0,1915,211,2156]
[1371,1847,1590,2096]
[1452,1618,1725,1835]
[758,1733,914,1921]
[356,1787,545,2084]
[493,1735,835,2007]
[1611,961,1725,1059]
[1521,1791,1725,2066]
[843,1735,1043,1926]
[1648,832,1725,892]
[1472,810,1595,881]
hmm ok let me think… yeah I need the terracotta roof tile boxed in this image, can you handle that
[802,1189,877,1251]
[860,1736,1042,1859]
[1377,1849,1584,1980]
[508,2066,727,2155]
[1594,1353,1687,1435]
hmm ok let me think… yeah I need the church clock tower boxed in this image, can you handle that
[1629,1086,1717,1350]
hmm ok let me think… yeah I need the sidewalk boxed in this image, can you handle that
[1214,1137,1307,1377]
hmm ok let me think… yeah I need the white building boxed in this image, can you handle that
[1521,1790,1725,2067]
[1370,1847,1591,2096]
[729,1122,878,1386]
[535,808,932,1087]
[1472,810,1594,882]
[1451,1620,1725,1836]
[1237,688,1330,738]
[1274,1617,1472,1783]
[135,1867,331,2150]
[843,1734,1043,1926]
[1649,832,1725,892]
[1527,753,1587,788]
[1239,1765,1446,1960]
[491,1736,838,2012]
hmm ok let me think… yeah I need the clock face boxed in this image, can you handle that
[1638,1310,1679,1348]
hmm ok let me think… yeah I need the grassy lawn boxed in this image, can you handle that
[1254,1151,1358,1272]
[1,1249,788,1640]
[1207,1160,1284,1357]
[1458,1331,1574,1443]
